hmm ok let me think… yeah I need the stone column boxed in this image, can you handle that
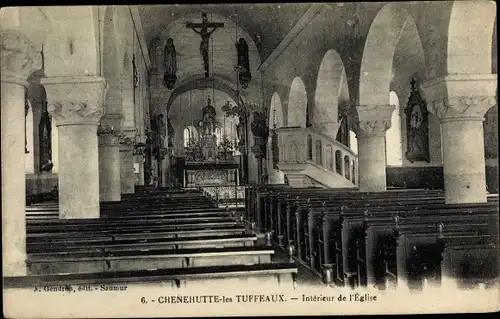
[423,74,497,203]
[1,30,40,276]
[41,76,107,219]
[98,125,122,202]
[119,135,136,194]
[350,105,394,192]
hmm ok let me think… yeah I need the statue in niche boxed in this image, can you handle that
[163,38,177,89]
[167,117,175,148]
[39,101,53,172]
[236,38,252,89]
[250,111,268,139]
[151,114,166,158]
[336,112,349,147]
[405,78,430,163]
[157,114,167,148]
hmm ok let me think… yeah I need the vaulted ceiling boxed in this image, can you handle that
[137,4,312,62]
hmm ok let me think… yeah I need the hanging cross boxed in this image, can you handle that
[186,13,224,78]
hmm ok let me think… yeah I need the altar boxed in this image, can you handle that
[182,97,240,188]
[184,161,239,187]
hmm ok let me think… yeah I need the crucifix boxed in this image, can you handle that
[186,13,224,78]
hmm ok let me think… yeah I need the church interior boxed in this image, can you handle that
[1,2,499,297]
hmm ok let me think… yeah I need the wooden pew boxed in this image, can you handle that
[438,234,499,289]
[350,202,499,288]
[293,192,446,269]
[365,220,495,289]
[27,234,258,254]
[27,224,248,241]
[299,193,496,286]
[394,224,498,290]
[4,263,298,289]
[27,246,276,275]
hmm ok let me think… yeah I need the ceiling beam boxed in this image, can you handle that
[129,5,152,71]
[257,3,325,73]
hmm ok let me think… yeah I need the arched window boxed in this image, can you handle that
[344,156,351,180]
[307,135,313,160]
[183,128,190,148]
[326,145,333,171]
[335,150,342,174]
[349,130,358,155]
[315,140,323,165]
[215,127,222,145]
[386,91,403,166]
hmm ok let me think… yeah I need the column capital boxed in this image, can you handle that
[1,29,41,86]
[119,135,135,151]
[348,105,395,137]
[422,74,497,121]
[41,76,108,126]
[97,125,121,146]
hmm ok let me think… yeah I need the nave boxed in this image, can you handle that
[4,185,499,292]
[1,3,498,316]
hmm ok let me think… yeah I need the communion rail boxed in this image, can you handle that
[200,185,245,208]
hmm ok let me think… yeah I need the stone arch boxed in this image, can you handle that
[166,75,239,112]
[447,1,496,74]
[359,4,426,106]
[287,77,307,127]
[314,49,349,138]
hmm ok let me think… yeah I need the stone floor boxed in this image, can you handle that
[269,243,326,287]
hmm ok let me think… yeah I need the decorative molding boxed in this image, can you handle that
[97,124,121,146]
[119,135,135,151]
[257,3,325,73]
[348,105,394,137]
[48,101,103,126]
[422,74,497,121]
[41,76,108,126]
[1,30,41,82]
[354,120,391,137]
[428,96,497,121]
[129,6,152,70]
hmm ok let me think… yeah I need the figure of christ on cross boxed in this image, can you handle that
[186,13,224,78]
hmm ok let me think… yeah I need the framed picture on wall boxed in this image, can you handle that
[405,78,430,163]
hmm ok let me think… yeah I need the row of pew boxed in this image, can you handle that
[245,185,499,290]
[5,187,298,289]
